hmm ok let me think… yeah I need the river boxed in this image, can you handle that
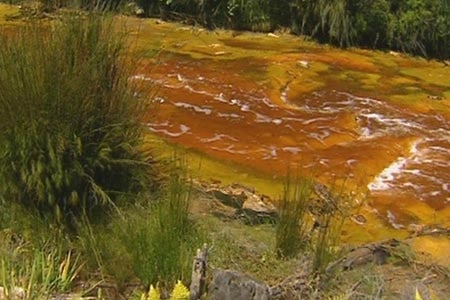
[128,17,450,243]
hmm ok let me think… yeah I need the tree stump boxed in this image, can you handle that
[189,244,208,300]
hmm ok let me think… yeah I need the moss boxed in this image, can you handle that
[400,67,450,88]
[145,133,284,199]
[0,3,20,24]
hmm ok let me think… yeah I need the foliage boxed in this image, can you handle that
[0,233,83,299]
[129,0,449,59]
[275,175,312,258]
[0,15,155,224]
[78,164,201,291]
[123,171,199,288]
[170,280,190,300]
[140,284,161,300]
[311,213,344,273]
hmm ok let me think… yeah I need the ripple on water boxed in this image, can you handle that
[148,123,190,137]
[138,57,450,223]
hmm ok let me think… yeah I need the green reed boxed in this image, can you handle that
[275,175,313,258]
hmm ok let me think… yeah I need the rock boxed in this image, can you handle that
[213,51,227,56]
[296,60,310,68]
[203,182,278,223]
[135,8,144,16]
[124,2,145,17]
[427,95,443,101]
[267,33,279,38]
[208,44,221,49]
[341,240,399,269]
[207,187,246,209]
[0,286,25,299]
[231,183,255,194]
[209,270,270,300]
[240,193,278,224]
[350,214,367,225]
[209,198,238,219]
[389,50,401,57]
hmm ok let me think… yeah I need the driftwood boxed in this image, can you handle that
[190,244,208,300]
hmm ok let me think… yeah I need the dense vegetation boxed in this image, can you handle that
[0,13,205,295]
[1,0,448,58]
[136,0,449,59]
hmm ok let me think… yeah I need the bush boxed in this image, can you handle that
[0,15,155,224]
[351,0,394,48]
[390,0,450,58]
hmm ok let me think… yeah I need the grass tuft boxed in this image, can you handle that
[275,175,313,259]
[76,159,203,293]
[0,14,155,224]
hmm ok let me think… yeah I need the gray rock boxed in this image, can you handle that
[209,270,270,300]
[240,193,278,224]
[208,188,246,209]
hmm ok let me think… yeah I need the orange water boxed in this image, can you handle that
[129,18,450,235]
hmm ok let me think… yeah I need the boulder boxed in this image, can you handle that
[208,188,246,209]
[240,193,278,224]
[209,270,270,300]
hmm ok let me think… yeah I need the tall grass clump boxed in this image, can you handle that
[0,233,83,299]
[275,175,313,258]
[0,16,155,224]
[73,158,202,291]
[121,166,201,289]
[311,210,344,273]
[310,182,349,273]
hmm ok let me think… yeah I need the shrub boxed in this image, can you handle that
[351,0,394,48]
[390,0,450,58]
[0,15,155,224]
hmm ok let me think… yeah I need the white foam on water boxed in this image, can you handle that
[214,93,228,103]
[283,147,302,154]
[272,119,283,125]
[240,104,251,112]
[173,102,213,115]
[200,134,238,143]
[262,146,278,160]
[387,210,405,229]
[368,139,421,191]
[280,85,290,104]
[302,117,330,125]
[176,74,185,82]
[210,145,248,155]
[130,74,153,81]
[184,84,215,96]
[148,124,190,137]
[261,97,277,108]
[346,159,357,166]
[255,113,272,123]
[217,112,242,119]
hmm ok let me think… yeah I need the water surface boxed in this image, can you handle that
[130,18,450,241]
